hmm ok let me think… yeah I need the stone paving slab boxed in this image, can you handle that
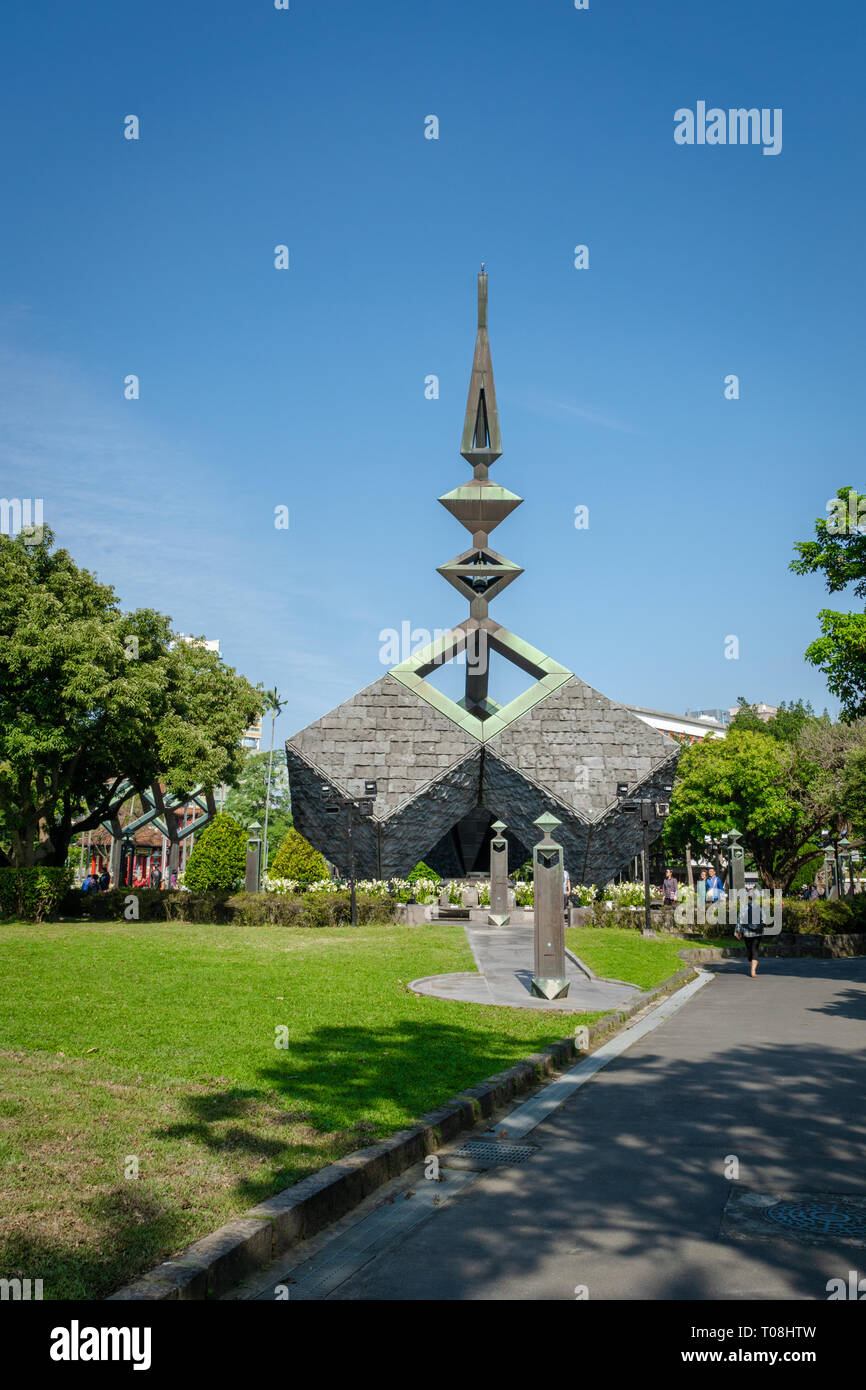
[408,924,640,1012]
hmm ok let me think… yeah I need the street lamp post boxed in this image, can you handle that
[820,830,836,900]
[121,835,134,888]
[703,832,730,880]
[245,821,263,894]
[322,781,377,927]
[617,781,673,935]
[261,688,287,882]
[838,834,851,898]
[728,829,745,898]
[851,848,861,895]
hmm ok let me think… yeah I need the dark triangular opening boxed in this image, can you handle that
[425,809,531,877]
[474,390,490,449]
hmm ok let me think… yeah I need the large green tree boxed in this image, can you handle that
[841,743,866,843]
[791,485,866,718]
[664,723,861,891]
[0,530,262,867]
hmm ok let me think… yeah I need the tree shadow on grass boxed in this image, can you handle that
[146,1015,564,1208]
[1,1183,192,1301]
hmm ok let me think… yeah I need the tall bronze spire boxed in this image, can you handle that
[460,269,502,465]
[436,271,524,711]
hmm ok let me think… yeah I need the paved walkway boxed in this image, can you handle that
[237,957,866,1300]
[409,924,640,1012]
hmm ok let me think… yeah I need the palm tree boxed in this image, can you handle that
[261,687,287,879]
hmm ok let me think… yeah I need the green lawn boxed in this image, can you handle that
[567,927,734,991]
[0,918,696,1299]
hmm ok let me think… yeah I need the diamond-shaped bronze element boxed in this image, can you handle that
[438,481,523,536]
[389,618,572,740]
[437,547,523,604]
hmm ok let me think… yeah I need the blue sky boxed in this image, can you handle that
[2,0,863,744]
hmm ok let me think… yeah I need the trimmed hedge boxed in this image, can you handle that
[59,888,236,924]
[0,867,73,922]
[56,887,397,929]
[589,895,866,937]
[225,891,397,928]
[776,896,866,935]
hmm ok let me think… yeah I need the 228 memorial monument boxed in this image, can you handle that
[285,273,678,884]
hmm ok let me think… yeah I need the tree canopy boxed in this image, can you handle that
[664,717,866,890]
[729,697,817,742]
[0,530,262,867]
[791,485,866,718]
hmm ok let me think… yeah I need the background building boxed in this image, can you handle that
[627,706,727,746]
[685,707,732,727]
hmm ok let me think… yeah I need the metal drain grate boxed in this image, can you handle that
[765,1200,866,1240]
[447,1141,537,1167]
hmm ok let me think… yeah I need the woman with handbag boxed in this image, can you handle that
[734,888,763,977]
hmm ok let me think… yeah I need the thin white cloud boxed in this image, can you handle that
[518,389,638,436]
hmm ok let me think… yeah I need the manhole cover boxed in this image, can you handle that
[765,1200,866,1239]
[447,1141,537,1168]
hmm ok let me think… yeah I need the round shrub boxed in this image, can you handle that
[269,828,330,888]
[183,812,247,893]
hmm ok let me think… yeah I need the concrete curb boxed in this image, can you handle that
[107,963,700,1301]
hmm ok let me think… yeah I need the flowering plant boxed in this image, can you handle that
[601,880,663,908]
[411,878,441,905]
[513,879,534,907]
[262,876,300,895]
[571,882,597,907]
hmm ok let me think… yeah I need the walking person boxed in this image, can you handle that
[696,868,708,907]
[150,863,162,890]
[662,867,678,909]
[735,887,764,977]
[563,867,572,922]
